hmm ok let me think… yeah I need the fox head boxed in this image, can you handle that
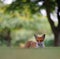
[34,34,45,47]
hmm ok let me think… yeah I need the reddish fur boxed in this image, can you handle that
[25,41,36,48]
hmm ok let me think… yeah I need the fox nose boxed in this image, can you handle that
[38,43,42,46]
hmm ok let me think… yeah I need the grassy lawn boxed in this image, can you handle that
[0,47,60,59]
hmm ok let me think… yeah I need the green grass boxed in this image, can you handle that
[0,47,60,59]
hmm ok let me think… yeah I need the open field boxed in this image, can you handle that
[0,47,60,59]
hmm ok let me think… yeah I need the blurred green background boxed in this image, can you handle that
[0,0,60,47]
[0,10,53,47]
[0,2,54,47]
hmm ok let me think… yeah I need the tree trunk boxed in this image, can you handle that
[5,29,11,47]
[54,0,60,46]
[54,31,60,46]
[4,27,11,47]
[45,0,60,46]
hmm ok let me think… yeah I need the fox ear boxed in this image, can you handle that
[34,34,37,39]
[43,34,45,39]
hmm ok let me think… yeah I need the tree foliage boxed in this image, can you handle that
[5,0,56,14]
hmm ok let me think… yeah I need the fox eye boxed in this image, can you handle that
[36,40,39,42]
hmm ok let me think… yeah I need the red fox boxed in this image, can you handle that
[25,34,45,48]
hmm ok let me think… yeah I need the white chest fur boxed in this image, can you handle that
[36,42,45,48]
